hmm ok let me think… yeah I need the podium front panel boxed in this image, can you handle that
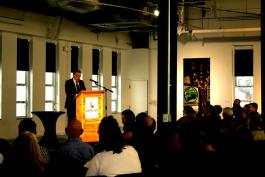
[76,90,104,142]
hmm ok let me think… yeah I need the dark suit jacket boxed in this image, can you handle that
[64,78,86,109]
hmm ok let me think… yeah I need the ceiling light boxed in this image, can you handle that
[154,9,159,16]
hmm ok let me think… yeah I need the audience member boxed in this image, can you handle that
[49,119,94,177]
[84,116,141,176]
[134,112,161,176]
[232,98,243,120]
[248,102,262,130]
[56,119,94,165]
[3,131,45,177]
[18,118,50,164]
[121,109,136,145]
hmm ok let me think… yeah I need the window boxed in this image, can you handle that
[92,49,101,90]
[45,42,57,111]
[71,46,79,72]
[16,38,30,118]
[70,46,83,79]
[234,49,253,107]
[111,51,118,112]
[235,76,253,106]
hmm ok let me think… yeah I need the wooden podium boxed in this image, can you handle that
[76,90,104,142]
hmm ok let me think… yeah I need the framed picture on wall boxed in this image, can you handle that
[184,58,210,113]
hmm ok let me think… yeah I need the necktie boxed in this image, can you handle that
[76,82,80,92]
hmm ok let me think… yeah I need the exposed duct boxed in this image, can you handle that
[47,0,100,14]
[177,27,260,42]
[192,27,260,34]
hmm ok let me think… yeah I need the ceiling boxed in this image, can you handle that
[0,0,159,33]
[0,0,261,39]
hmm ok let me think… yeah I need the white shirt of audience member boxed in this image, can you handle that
[84,145,141,177]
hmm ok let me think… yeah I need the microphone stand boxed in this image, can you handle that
[92,81,113,117]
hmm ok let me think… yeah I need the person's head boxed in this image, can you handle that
[183,107,197,121]
[18,118,37,135]
[203,104,215,117]
[65,119,83,138]
[233,99,241,106]
[183,106,194,114]
[98,116,124,153]
[222,107,233,119]
[145,115,156,133]
[121,109,135,125]
[135,112,156,135]
[249,102,258,112]
[214,105,223,115]
[73,70,81,82]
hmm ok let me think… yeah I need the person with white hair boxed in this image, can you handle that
[220,107,236,152]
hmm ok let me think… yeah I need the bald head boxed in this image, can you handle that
[65,119,83,138]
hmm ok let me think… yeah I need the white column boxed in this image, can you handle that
[0,32,17,139]
[57,40,71,133]
[31,37,45,112]
[31,37,46,135]
[81,44,92,90]
[120,50,128,111]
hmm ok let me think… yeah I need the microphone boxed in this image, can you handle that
[89,79,98,84]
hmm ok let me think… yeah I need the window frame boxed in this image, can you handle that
[16,70,30,118]
[45,72,57,111]
[111,51,119,113]
[233,47,254,107]
[92,48,102,90]
[45,42,58,111]
[16,38,31,118]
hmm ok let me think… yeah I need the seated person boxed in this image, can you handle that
[51,119,94,177]
[18,118,50,164]
[57,119,95,165]
[121,109,136,145]
[3,131,45,177]
[84,116,142,177]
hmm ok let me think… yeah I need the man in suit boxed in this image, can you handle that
[65,70,86,122]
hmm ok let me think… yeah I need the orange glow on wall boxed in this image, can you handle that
[76,90,104,142]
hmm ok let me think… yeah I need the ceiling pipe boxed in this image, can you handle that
[192,27,260,34]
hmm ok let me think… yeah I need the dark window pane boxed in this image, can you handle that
[46,42,56,72]
[71,46,79,72]
[112,51,117,76]
[92,49,99,75]
[17,38,29,71]
[234,49,253,76]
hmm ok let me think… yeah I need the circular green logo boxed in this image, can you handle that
[184,86,198,103]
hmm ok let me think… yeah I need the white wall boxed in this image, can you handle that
[177,41,261,119]
[122,49,150,117]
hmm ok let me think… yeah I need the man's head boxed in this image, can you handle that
[249,102,258,112]
[65,119,83,138]
[233,99,241,106]
[73,70,81,82]
[18,118,37,135]
[222,107,233,119]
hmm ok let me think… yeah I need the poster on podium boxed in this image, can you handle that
[76,90,104,142]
